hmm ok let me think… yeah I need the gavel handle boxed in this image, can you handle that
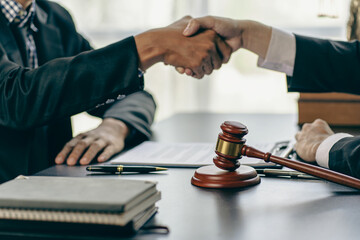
[241,145,360,190]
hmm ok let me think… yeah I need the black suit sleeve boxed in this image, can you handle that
[286,35,360,178]
[46,3,156,144]
[89,90,156,146]
[0,37,143,130]
[329,137,360,179]
[73,34,155,145]
[287,35,360,94]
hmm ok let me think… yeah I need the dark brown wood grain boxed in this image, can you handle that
[241,145,360,190]
[214,120,360,190]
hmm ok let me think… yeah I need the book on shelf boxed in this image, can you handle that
[298,92,360,126]
[0,175,161,238]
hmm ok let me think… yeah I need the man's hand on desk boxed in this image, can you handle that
[55,118,129,166]
[294,119,334,162]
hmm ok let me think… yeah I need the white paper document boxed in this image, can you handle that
[109,141,288,168]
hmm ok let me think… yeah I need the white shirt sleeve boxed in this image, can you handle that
[257,28,296,76]
[315,133,353,168]
[257,28,353,170]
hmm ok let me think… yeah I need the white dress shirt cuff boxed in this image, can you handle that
[257,28,296,76]
[315,133,353,168]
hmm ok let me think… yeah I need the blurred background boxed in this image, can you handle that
[53,0,351,136]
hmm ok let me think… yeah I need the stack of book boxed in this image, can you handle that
[298,92,360,126]
[0,175,161,238]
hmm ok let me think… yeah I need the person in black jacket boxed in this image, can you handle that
[0,0,231,182]
[179,16,360,179]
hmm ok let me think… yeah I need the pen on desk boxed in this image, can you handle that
[86,165,168,173]
[256,169,319,180]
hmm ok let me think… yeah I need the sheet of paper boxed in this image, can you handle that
[109,141,279,168]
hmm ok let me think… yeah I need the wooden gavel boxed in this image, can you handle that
[212,121,360,190]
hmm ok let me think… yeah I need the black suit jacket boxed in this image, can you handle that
[287,35,360,178]
[0,1,156,182]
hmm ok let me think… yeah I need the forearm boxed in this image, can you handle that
[134,16,193,71]
[0,37,143,130]
[241,20,272,59]
[134,29,165,71]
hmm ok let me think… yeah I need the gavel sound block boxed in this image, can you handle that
[191,121,360,190]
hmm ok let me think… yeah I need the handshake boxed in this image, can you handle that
[134,16,272,79]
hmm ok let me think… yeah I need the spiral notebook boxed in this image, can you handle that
[0,176,161,238]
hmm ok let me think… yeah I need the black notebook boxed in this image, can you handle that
[0,176,161,238]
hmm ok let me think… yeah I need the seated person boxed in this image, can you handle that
[0,0,231,182]
[179,16,360,178]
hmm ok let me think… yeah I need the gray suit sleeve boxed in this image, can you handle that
[89,91,156,146]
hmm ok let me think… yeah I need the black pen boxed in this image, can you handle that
[86,165,168,173]
[256,169,319,180]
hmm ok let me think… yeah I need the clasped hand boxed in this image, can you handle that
[135,16,233,79]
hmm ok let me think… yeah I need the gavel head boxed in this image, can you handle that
[192,121,260,189]
[214,121,248,171]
